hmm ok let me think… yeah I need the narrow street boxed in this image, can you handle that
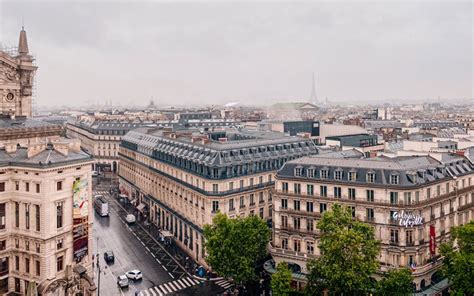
[93,181,231,295]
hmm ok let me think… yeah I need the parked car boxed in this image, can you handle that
[117,275,129,288]
[126,214,136,224]
[103,251,114,263]
[126,270,142,281]
[92,171,99,177]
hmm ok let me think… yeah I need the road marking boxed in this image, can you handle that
[146,246,150,252]
[216,279,226,285]
[156,286,167,295]
[181,278,192,287]
[222,283,233,289]
[162,283,173,293]
[151,253,156,258]
[156,258,161,264]
[142,290,151,296]
[152,286,163,296]
[162,265,168,271]
[176,279,185,288]
[167,281,178,291]
[168,272,174,279]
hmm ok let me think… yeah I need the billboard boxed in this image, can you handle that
[73,179,89,218]
[429,224,436,255]
[72,179,89,262]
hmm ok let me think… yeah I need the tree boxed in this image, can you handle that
[377,268,413,296]
[305,204,380,295]
[440,220,474,295]
[271,262,293,296]
[203,213,271,285]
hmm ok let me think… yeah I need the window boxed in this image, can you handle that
[229,199,234,211]
[306,219,314,231]
[239,180,244,189]
[36,260,40,276]
[56,181,63,191]
[229,182,234,191]
[404,192,412,205]
[25,182,30,192]
[35,243,40,253]
[390,229,399,243]
[307,241,314,254]
[0,182,4,192]
[307,184,314,195]
[348,188,356,200]
[0,240,5,250]
[390,192,398,205]
[15,181,19,191]
[259,208,264,218]
[281,238,288,250]
[240,196,245,208]
[307,169,314,178]
[15,256,19,271]
[390,174,399,185]
[348,171,357,181]
[306,202,314,212]
[249,194,255,205]
[15,202,20,228]
[320,203,327,213]
[334,170,343,180]
[320,186,327,197]
[25,258,30,274]
[0,204,5,230]
[282,182,288,193]
[349,206,356,217]
[25,204,30,230]
[57,239,63,250]
[294,183,301,194]
[56,256,64,272]
[293,239,301,252]
[334,187,342,198]
[35,205,40,231]
[259,176,263,184]
[25,241,29,251]
[436,185,441,196]
[366,208,374,221]
[212,201,219,213]
[259,192,264,203]
[427,188,431,199]
[366,190,374,202]
[295,168,302,177]
[212,184,218,194]
[366,172,375,183]
[281,199,288,209]
[56,203,63,228]
[36,183,40,193]
[281,216,288,228]
[294,217,301,230]
[294,200,300,211]
[406,230,413,245]
[320,169,328,179]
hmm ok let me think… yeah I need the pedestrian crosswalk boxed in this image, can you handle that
[139,276,202,295]
[94,190,109,195]
[214,278,234,290]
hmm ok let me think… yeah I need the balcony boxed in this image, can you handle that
[458,201,474,211]
[279,208,321,218]
[279,226,319,236]
[406,241,415,247]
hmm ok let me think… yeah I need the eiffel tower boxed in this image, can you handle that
[309,72,318,105]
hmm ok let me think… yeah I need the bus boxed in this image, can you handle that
[94,195,109,217]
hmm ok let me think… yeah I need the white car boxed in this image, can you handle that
[126,270,142,280]
[125,214,136,224]
[117,275,129,288]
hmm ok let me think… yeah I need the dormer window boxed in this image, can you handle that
[334,170,343,181]
[390,173,399,185]
[366,172,375,183]
[295,167,303,177]
[348,171,357,182]
[307,168,315,178]
[320,169,328,179]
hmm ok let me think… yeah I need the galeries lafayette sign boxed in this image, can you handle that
[392,211,424,227]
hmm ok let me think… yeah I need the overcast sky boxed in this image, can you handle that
[0,1,472,107]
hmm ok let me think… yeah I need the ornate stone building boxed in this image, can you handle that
[0,29,96,295]
[0,27,37,118]
[270,150,474,292]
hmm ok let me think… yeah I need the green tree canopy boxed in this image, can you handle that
[306,204,380,295]
[271,262,293,296]
[440,220,474,295]
[377,268,413,296]
[203,213,271,285]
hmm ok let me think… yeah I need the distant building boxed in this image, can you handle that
[261,120,320,137]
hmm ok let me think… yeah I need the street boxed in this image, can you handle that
[92,183,232,296]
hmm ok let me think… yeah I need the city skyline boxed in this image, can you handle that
[0,1,471,107]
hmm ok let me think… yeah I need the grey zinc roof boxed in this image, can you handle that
[0,147,92,167]
[278,152,473,188]
[0,117,58,129]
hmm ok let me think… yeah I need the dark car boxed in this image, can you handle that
[104,251,115,263]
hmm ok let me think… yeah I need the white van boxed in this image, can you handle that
[94,195,109,217]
